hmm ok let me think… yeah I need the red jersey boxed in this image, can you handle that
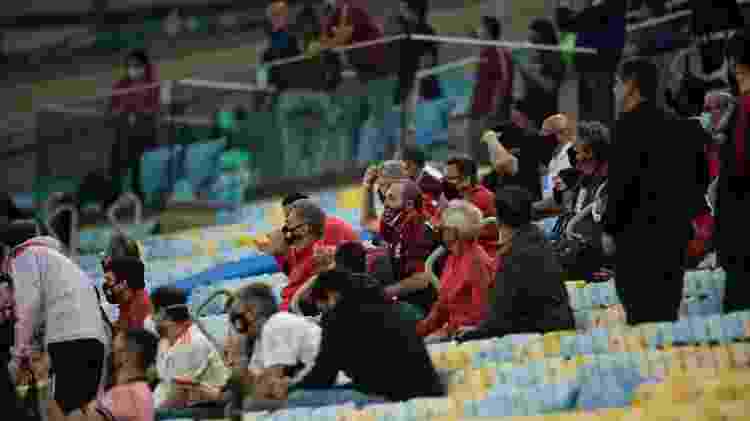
[280,240,323,311]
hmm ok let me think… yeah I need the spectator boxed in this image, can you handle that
[106,233,143,261]
[262,1,302,93]
[466,16,514,163]
[516,19,565,129]
[378,181,437,316]
[101,256,152,331]
[401,145,443,219]
[552,121,611,280]
[223,283,321,404]
[77,329,158,421]
[322,0,385,82]
[459,187,574,341]
[277,200,331,311]
[717,40,750,313]
[333,241,368,273]
[416,200,494,342]
[110,49,160,203]
[556,0,627,126]
[360,160,409,233]
[299,268,445,401]
[150,287,229,408]
[443,155,498,256]
[603,58,699,324]
[258,193,359,276]
[1,233,110,420]
[480,129,519,185]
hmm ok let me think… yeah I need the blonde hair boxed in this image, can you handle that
[440,200,482,240]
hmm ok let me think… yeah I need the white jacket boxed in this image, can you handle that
[6,237,110,357]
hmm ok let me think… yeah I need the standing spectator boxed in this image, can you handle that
[717,40,750,313]
[556,0,627,127]
[459,187,574,341]
[78,329,158,421]
[466,17,514,163]
[417,201,494,342]
[150,287,229,408]
[101,257,152,332]
[516,19,565,130]
[263,1,302,93]
[110,49,160,204]
[2,234,110,421]
[299,269,445,401]
[603,58,699,324]
[443,155,498,256]
[322,0,385,82]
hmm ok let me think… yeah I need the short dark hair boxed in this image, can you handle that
[282,193,309,208]
[495,186,534,228]
[446,155,478,184]
[619,57,659,102]
[107,256,146,290]
[150,286,190,321]
[401,145,427,169]
[127,49,151,67]
[529,18,558,46]
[288,199,326,237]
[233,283,278,320]
[120,329,160,370]
[108,234,141,260]
[482,16,501,40]
[335,241,367,273]
[0,220,40,249]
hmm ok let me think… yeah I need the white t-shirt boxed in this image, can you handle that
[249,312,322,385]
[542,142,574,199]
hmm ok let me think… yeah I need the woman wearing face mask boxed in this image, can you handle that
[109,49,160,205]
[416,200,494,343]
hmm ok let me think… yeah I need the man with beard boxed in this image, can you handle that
[101,256,152,332]
[442,155,498,256]
[360,160,410,234]
[400,146,443,220]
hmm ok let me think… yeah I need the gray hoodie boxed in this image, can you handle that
[5,236,110,360]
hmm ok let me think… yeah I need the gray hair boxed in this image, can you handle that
[441,200,483,239]
[576,121,611,161]
[288,199,326,237]
[233,283,279,320]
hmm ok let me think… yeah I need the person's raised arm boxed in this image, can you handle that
[9,253,43,369]
[482,130,519,177]
[361,166,381,232]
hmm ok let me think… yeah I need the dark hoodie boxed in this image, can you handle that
[300,271,444,401]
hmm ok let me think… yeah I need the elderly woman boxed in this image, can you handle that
[416,200,494,342]
[459,186,574,342]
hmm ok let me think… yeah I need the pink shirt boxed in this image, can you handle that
[96,382,154,421]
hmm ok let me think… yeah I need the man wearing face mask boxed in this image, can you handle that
[150,287,229,409]
[75,329,158,421]
[360,160,410,234]
[442,155,498,256]
[277,200,331,312]
[416,200,494,343]
[604,58,700,325]
[101,256,152,332]
[110,49,160,204]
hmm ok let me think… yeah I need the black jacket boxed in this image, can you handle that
[299,294,445,401]
[604,102,700,245]
[461,225,574,341]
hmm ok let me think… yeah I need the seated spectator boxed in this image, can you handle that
[258,193,358,276]
[459,187,574,342]
[277,200,332,311]
[378,181,438,317]
[551,121,611,280]
[401,145,443,219]
[442,155,498,256]
[333,241,368,273]
[77,329,159,421]
[299,269,445,401]
[223,283,321,404]
[360,160,410,233]
[150,287,229,408]
[416,201,494,342]
[2,231,110,421]
[263,1,302,93]
[533,114,576,215]
[102,256,152,331]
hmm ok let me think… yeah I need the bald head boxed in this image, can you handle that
[542,114,574,144]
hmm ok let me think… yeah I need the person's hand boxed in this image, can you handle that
[223,336,243,369]
[601,233,616,256]
[363,166,380,188]
[255,229,287,256]
[313,245,336,270]
[185,383,223,402]
[254,371,290,401]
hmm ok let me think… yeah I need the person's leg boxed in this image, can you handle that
[47,339,105,418]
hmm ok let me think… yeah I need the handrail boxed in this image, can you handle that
[425,217,498,290]
[107,192,143,235]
